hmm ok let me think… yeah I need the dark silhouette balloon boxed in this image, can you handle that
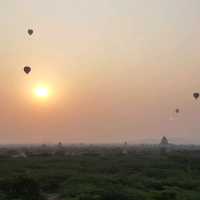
[27,29,34,36]
[24,66,31,74]
[175,109,180,114]
[193,93,199,100]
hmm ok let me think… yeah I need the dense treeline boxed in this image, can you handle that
[0,150,200,199]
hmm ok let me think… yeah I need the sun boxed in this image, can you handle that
[34,86,49,98]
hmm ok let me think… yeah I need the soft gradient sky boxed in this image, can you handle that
[1,0,200,144]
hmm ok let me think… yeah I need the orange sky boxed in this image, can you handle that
[1,0,200,144]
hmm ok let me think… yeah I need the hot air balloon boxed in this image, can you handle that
[193,93,199,100]
[175,109,180,114]
[24,66,31,74]
[27,29,34,36]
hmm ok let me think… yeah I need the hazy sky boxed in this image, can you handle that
[1,0,200,144]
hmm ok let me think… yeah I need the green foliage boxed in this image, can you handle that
[0,151,200,199]
[0,175,46,200]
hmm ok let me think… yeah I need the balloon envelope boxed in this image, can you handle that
[24,66,31,74]
[175,109,180,113]
[28,29,33,35]
[193,93,199,99]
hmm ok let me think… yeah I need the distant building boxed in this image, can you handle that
[122,142,128,155]
[160,136,169,154]
[54,142,65,156]
[12,152,27,158]
[58,142,63,148]
[160,136,168,146]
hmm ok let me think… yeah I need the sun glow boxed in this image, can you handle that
[34,86,49,98]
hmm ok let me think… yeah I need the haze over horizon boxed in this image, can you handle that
[1,0,200,144]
